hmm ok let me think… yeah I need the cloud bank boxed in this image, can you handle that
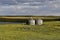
[0,0,60,16]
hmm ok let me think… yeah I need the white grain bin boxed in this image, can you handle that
[29,19,35,25]
[36,19,43,25]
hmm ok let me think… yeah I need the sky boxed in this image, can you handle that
[0,0,60,16]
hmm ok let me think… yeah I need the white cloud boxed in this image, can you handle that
[0,0,60,16]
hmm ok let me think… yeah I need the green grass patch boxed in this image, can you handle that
[0,21,60,40]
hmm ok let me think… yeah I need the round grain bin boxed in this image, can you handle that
[29,19,35,25]
[36,19,43,25]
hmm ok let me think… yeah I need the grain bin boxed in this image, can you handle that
[29,19,35,25]
[36,19,43,25]
[29,17,35,25]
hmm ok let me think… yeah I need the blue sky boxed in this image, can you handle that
[0,0,60,16]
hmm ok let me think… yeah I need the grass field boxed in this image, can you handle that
[0,16,60,19]
[0,21,60,40]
